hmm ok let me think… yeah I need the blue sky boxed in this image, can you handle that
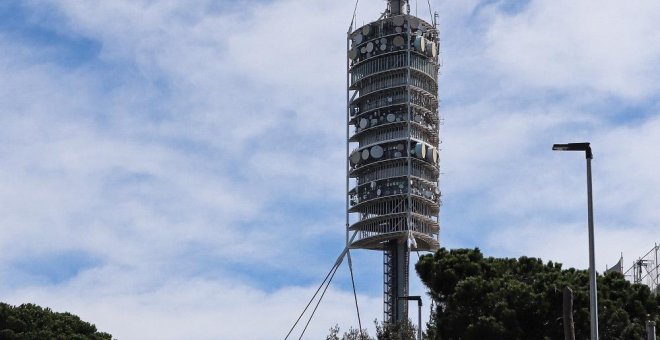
[1,0,660,339]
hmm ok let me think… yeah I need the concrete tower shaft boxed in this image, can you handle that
[346,6,440,324]
[387,0,407,16]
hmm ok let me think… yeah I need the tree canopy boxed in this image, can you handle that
[415,248,660,340]
[0,303,112,340]
[326,319,416,340]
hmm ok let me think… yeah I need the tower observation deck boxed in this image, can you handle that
[346,0,440,324]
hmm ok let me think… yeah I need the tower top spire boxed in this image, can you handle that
[387,0,408,17]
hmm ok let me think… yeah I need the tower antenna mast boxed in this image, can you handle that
[346,0,441,325]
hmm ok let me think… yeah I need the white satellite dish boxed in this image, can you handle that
[354,33,363,45]
[348,48,358,60]
[414,143,426,159]
[387,113,395,122]
[395,26,403,34]
[366,42,374,53]
[380,43,387,51]
[380,38,387,44]
[432,147,438,163]
[371,145,384,159]
[359,118,369,129]
[426,146,434,162]
[431,42,438,58]
[362,25,372,36]
[360,47,367,54]
[361,149,370,160]
[414,36,426,52]
[350,151,361,165]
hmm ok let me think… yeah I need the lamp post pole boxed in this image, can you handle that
[553,142,598,340]
[585,149,598,340]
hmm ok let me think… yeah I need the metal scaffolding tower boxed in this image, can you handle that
[346,0,440,324]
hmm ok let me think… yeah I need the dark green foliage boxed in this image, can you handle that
[416,248,660,340]
[326,324,372,340]
[375,319,416,340]
[0,303,112,340]
[326,319,416,340]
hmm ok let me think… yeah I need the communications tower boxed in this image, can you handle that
[346,0,440,324]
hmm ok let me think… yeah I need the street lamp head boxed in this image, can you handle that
[552,142,593,159]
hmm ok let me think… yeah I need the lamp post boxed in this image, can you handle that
[398,296,422,340]
[552,142,598,340]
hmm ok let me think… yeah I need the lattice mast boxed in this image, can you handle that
[346,0,441,324]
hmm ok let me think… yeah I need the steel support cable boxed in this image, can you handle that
[426,0,433,21]
[347,250,364,336]
[283,262,338,340]
[298,259,342,340]
[349,0,360,32]
[284,232,358,340]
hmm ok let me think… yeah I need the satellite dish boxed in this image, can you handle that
[394,151,402,158]
[359,118,369,129]
[426,147,434,161]
[362,25,372,36]
[370,181,376,189]
[409,17,419,28]
[371,118,378,126]
[350,151,361,165]
[360,47,367,54]
[431,42,438,58]
[393,16,405,26]
[361,149,370,160]
[377,188,381,196]
[366,42,374,53]
[396,143,404,151]
[414,36,426,52]
[432,147,438,163]
[354,33,363,45]
[393,36,405,47]
[348,48,358,60]
[380,38,387,44]
[395,26,403,34]
[371,145,384,159]
[380,44,387,51]
[387,113,395,122]
[414,143,426,158]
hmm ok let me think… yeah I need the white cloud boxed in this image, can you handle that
[2,0,660,338]
[485,0,660,99]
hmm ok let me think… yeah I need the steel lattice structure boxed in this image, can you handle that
[346,0,440,324]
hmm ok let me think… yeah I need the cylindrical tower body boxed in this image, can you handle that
[346,9,440,324]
